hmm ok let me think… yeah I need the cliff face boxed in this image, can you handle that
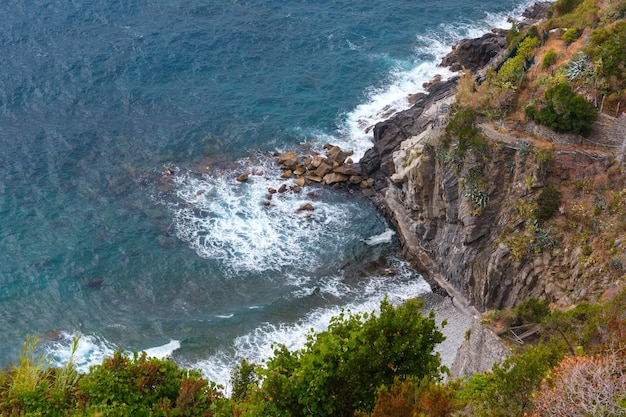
[360,56,625,312]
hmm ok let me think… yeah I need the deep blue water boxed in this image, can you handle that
[0,0,531,385]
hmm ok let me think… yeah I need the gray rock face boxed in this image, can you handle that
[361,78,459,177]
[358,8,617,310]
[440,31,508,73]
[450,318,511,378]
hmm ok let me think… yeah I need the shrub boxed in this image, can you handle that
[444,108,489,158]
[533,186,561,223]
[586,21,626,91]
[460,344,562,417]
[75,351,225,416]
[553,0,584,16]
[260,298,446,417]
[370,377,461,417]
[562,27,580,45]
[532,354,626,416]
[542,50,558,69]
[528,82,597,134]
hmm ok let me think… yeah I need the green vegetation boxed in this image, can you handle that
[0,345,229,416]
[259,298,445,417]
[541,49,558,69]
[4,291,624,417]
[498,36,540,89]
[553,0,585,17]
[0,299,447,417]
[561,27,580,45]
[525,82,597,133]
[586,21,626,92]
[533,185,561,223]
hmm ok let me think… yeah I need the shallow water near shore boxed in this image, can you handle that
[1,0,533,385]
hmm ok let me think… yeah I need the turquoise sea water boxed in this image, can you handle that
[0,0,532,385]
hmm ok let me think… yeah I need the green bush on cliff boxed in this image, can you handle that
[533,186,561,223]
[444,108,489,158]
[526,82,596,134]
[542,50,558,69]
[552,0,585,16]
[259,298,446,417]
[586,21,626,91]
[460,344,563,417]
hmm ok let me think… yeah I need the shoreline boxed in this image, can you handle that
[357,1,554,371]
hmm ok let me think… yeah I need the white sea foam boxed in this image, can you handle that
[365,228,396,246]
[169,155,361,275]
[44,332,117,373]
[192,258,431,392]
[143,339,181,359]
[44,332,181,371]
[331,0,539,162]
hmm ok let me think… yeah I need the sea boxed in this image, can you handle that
[0,0,533,388]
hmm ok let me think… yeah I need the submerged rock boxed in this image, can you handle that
[297,203,314,211]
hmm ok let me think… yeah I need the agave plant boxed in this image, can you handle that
[566,52,590,81]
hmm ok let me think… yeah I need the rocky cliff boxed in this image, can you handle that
[360,21,626,312]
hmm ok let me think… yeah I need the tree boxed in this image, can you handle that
[261,298,446,417]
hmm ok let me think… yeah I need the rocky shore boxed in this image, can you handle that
[266,2,589,376]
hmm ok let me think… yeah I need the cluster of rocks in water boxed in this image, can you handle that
[237,144,375,210]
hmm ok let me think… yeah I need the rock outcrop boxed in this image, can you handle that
[450,318,511,378]
[358,4,623,312]
[439,31,508,73]
[361,84,619,311]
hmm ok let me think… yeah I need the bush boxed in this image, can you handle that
[460,344,563,417]
[586,21,626,91]
[542,50,558,69]
[260,298,446,417]
[528,82,597,134]
[553,0,584,16]
[562,27,580,44]
[533,186,561,223]
[369,377,461,417]
[444,108,489,158]
[533,354,626,416]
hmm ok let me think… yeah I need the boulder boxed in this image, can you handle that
[293,164,306,176]
[309,155,324,169]
[440,31,507,73]
[315,162,333,177]
[277,151,298,169]
[359,178,375,189]
[298,203,315,211]
[294,177,306,187]
[349,175,363,184]
[281,170,293,179]
[333,164,361,176]
[323,172,349,185]
[236,173,249,182]
[325,145,352,165]
[306,174,323,183]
